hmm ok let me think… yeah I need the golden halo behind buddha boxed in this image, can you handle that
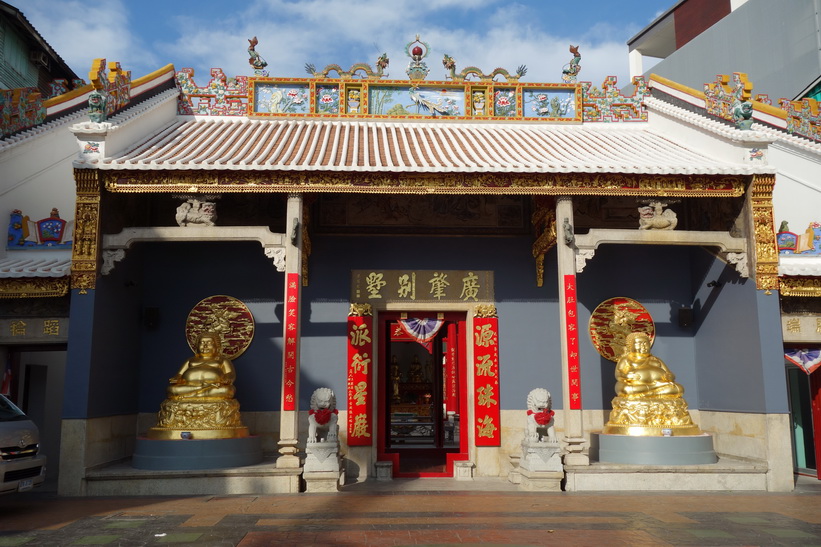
[185,295,255,359]
[589,297,655,362]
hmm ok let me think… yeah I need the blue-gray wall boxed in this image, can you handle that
[63,233,787,419]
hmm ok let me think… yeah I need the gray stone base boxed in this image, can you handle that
[564,456,769,491]
[84,458,300,495]
[132,436,263,470]
[375,461,393,481]
[454,460,475,480]
[519,468,564,491]
[303,469,344,492]
[595,432,717,465]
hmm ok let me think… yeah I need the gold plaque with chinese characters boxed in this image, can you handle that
[351,270,494,304]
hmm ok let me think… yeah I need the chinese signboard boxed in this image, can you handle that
[0,318,68,344]
[351,270,493,304]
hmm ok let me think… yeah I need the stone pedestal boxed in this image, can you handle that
[147,398,249,440]
[303,441,342,492]
[518,440,563,491]
[595,432,717,465]
[454,460,475,480]
[519,468,564,491]
[375,461,393,481]
[562,436,589,466]
[520,441,563,472]
[132,436,262,470]
[507,454,522,484]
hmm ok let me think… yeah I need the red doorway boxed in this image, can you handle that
[377,312,468,477]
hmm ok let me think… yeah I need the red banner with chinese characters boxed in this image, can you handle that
[473,316,501,446]
[282,273,299,411]
[445,323,459,413]
[564,275,582,410]
[347,314,373,445]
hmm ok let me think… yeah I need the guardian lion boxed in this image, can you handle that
[525,388,556,443]
[308,387,338,443]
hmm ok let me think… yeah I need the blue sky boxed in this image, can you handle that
[11,0,674,87]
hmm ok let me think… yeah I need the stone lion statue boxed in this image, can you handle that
[525,388,556,443]
[308,387,338,443]
[176,198,217,227]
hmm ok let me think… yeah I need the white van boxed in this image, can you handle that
[0,394,46,494]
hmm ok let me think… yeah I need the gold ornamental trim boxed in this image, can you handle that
[102,170,747,197]
[474,304,498,318]
[72,169,102,292]
[780,277,821,297]
[348,303,373,317]
[749,174,779,292]
[0,277,70,299]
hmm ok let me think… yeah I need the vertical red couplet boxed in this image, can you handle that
[564,274,582,410]
[347,315,373,445]
[472,316,501,446]
[282,273,299,411]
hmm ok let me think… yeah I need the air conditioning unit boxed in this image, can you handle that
[29,50,48,68]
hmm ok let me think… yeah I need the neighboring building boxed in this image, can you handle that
[0,0,77,94]
[629,0,821,481]
[628,0,821,101]
[0,0,82,484]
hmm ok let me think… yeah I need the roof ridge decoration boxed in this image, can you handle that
[0,87,46,139]
[704,72,754,130]
[175,38,647,122]
[405,35,431,81]
[87,58,132,122]
[674,72,821,143]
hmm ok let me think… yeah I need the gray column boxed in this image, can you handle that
[555,197,589,465]
[277,193,303,468]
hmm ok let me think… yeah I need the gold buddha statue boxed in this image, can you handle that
[147,331,249,440]
[603,332,701,436]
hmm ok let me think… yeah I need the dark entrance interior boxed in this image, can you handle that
[379,312,467,476]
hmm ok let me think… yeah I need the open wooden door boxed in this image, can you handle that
[377,312,468,477]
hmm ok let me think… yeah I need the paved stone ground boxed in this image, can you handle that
[1,477,820,546]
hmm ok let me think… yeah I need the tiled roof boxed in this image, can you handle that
[96,118,769,175]
[0,251,71,278]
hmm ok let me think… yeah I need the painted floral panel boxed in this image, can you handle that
[254,84,309,114]
[317,86,340,114]
[523,89,575,118]
[493,89,516,117]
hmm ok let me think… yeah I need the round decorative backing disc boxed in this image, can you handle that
[186,295,255,359]
[588,297,655,362]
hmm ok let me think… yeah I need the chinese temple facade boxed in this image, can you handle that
[3,36,820,495]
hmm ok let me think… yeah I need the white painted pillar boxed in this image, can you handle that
[628,49,644,82]
[277,193,303,468]
[555,197,588,465]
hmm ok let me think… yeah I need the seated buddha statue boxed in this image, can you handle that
[168,332,236,399]
[604,331,701,436]
[148,331,248,439]
[614,332,684,398]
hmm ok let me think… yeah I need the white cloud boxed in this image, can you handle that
[7,0,652,88]
[8,0,159,78]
